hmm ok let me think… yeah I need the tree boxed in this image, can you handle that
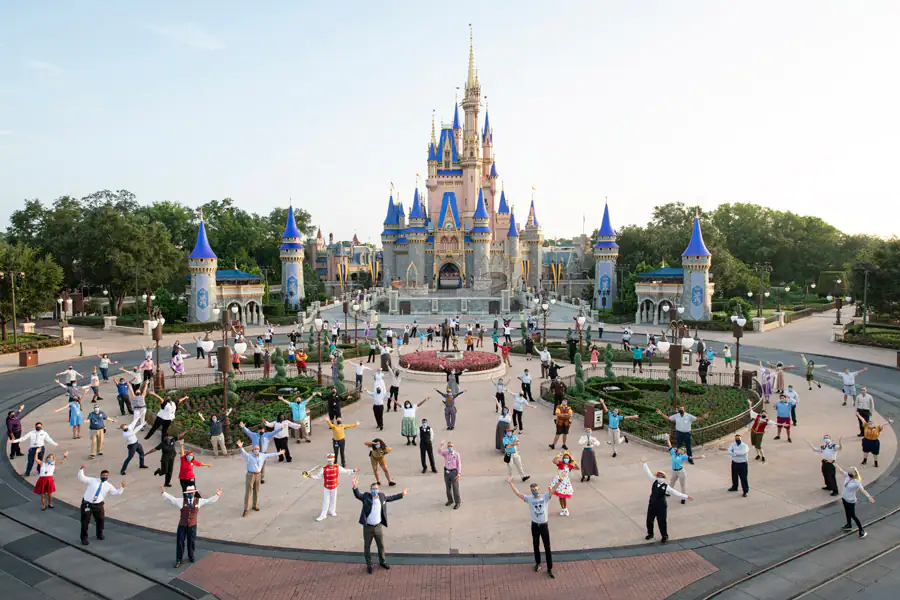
[603,343,615,379]
[0,243,65,340]
[303,262,325,302]
[333,352,346,394]
[273,347,287,382]
[375,323,383,343]
[573,353,585,393]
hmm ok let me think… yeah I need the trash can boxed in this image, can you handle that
[741,369,754,389]
[18,349,39,367]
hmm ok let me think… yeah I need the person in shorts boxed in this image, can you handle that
[772,394,795,443]
[549,399,573,451]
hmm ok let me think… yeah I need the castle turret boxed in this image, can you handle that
[280,203,305,308]
[682,215,713,321]
[380,193,400,285]
[470,188,492,280]
[505,211,522,289]
[460,26,482,225]
[188,218,218,322]
[405,186,429,285]
[521,200,544,289]
[592,201,619,310]
[482,106,493,180]
[495,182,511,242]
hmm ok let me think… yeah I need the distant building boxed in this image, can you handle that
[307,229,379,294]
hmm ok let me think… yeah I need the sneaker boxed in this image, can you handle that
[645,534,653,540]
[534,564,542,572]
[548,570,555,579]
[774,436,780,440]
[367,565,373,574]
[728,487,738,492]
[624,437,629,444]
[422,468,427,473]
[316,515,327,522]
[561,444,568,450]
[446,501,454,506]
[788,439,793,443]
[522,475,531,482]
[860,531,867,539]
[841,524,853,531]
[612,452,617,458]
[661,535,669,544]
[861,459,867,465]
[857,433,864,437]
[874,461,879,467]
[762,457,767,463]
[742,492,748,497]
[681,499,686,504]
[548,444,555,450]
[755,456,760,461]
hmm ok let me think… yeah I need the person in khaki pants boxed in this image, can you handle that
[237,440,282,516]
[198,409,233,457]
[86,406,117,458]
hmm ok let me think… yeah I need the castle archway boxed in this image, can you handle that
[437,262,462,289]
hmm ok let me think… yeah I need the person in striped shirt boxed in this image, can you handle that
[306,453,359,522]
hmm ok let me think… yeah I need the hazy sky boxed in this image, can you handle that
[2,1,898,243]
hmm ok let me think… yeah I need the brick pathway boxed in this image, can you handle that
[179,550,717,600]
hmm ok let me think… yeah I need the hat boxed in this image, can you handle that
[326,453,335,460]
[655,471,666,479]
[185,485,197,494]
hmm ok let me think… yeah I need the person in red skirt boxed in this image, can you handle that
[33,451,68,510]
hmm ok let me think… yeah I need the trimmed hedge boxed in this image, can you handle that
[0,336,69,354]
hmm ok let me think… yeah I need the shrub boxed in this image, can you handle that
[573,353,585,393]
[333,352,346,394]
[603,343,615,378]
[273,348,287,382]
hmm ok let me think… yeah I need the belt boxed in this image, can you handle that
[673,468,683,471]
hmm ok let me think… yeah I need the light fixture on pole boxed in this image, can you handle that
[314,317,325,384]
[576,315,587,355]
[730,313,747,387]
[665,305,695,408]
[352,303,361,347]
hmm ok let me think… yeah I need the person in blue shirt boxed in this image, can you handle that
[631,345,645,374]
[238,420,282,484]
[115,378,133,417]
[665,433,705,503]
[279,392,320,443]
[598,399,638,457]
[773,394,796,443]
[502,426,530,482]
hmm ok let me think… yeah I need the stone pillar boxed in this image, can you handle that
[21,322,36,334]
[102,317,116,330]
[62,326,75,343]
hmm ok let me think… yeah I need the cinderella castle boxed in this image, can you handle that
[380,30,544,295]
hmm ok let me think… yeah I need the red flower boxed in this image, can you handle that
[399,350,500,373]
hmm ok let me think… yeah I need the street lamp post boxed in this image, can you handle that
[804,282,816,308]
[212,306,233,447]
[828,278,844,325]
[314,317,325,384]
[352,303,361,347]
[541,298,555,343]
[775,285,790,312]
[150,308,166,392]
[577,315,587,355]
[656,306,694,409]
[729,313,747,387]
[754,262,772,318]
[1,271,25,347]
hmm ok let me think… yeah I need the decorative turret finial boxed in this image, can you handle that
[199,206,204,221]
[431,110,436,145]
[467,24,476,89]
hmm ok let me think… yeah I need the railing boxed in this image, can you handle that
[764,314,781,325]
[157,365,335,392]
[539,369,761,447]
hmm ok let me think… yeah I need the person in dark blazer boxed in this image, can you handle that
[352,475,409,573]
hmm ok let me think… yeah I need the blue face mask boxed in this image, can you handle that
[100,476,108,482]
[370,489,379,496]
[563,458,570,463]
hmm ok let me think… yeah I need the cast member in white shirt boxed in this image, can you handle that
[56,365,82,384]
[723,433,750,497]
[263,415,303,462]
[834,464,874,538]
[8,423,59,476]
[854,387,875,437]
[145,392,187,441]
[388,370,403,412]
[641,458,691,544]
[656,406,708,464]
[784,385,800,426]
[351,475,409,574]
[354,362,371,392]
[539,347,552,378]
[77,466,125,545]
[119,421,147,475]
[365,385,387,430]
[33,451,68,510]
[809,435,842,496]
[518,370,535,402]
[491,376,509,412]
[827,366,868,406]
[160,483,222,567]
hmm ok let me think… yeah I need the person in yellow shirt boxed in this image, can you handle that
[326,417,359,468]
[858,414,893,468]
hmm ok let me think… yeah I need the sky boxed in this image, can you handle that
[1,1,898,244]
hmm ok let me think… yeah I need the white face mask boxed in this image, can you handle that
[657,478,666,484]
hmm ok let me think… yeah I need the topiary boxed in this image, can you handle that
[308,326,315,349]
[376,323,383,343]
[604,343,615,379]
[333,352,346,394]
[574,352,585,393]
[566,326,574,342]
[520,319,528,343]
[584,326,592,350]
[273,347,287,382]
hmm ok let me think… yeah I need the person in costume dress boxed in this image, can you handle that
[765,361,796,394]
[53,388,86,439]
[33,451,68,510]
[549,451,579,516]
[758,363,775,403]
[401,397,429,445]
[578,428,601,482]
[495,406,513,451]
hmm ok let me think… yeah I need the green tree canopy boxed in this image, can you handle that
[0,242,65,339]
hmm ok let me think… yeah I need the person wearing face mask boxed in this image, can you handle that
[506,476,563,578]
[127,381,149,429]
[33,451,68,510]
[237,439,284,517]
[664,433,706,502]
[364,385,388,431]
[656,406,708,464]
[327,416,360,467]
[809,434,842,496]
[6,404,26,460]
[641,457,691,544]
[748,402,776,463]
[772,394,796,443]
[119,420,147,476]
[419,419,437,473]
[724,434,750,497]
[264,414,303,463]
[834,464,875,538]
[178,438,212,492]
[239,420,283,484]
[198,408,233,457]
[435,387,466,430]
[496,405,514,451]
[858,414,893,468]
[599,400,637,458]
[439,440,463,509]
[578,428,601,482]
[491,376,509,412]
[784,385,800,426]
[161,484,222,567]
[6,421,59,477]
[86,404,116,459]
[53,391,85,439]
[443,366,466,395]
[549,399,574,451]
[325,387,348,422]
[854,387,875,437]
[387,370,405,412]
[306,453,360,522]
[550,377,567,411]
[549,452,578,516]
[77,465,125,545]
[351,475,409,574]
[364,438,395,486]
[146,432,185,487]
[502,427,530,482]
[145,392,187,442]
[401,397,429,444]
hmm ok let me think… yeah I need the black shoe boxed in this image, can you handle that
[154,469,161,476]
[581,476,585,482]
[841,524,853,531]
[548,570,555,579]
[548,444,555,449]
[688,458,694,465]
[857,433,864,437]
[762,457,767,463]
[380,562,390,570]
[860,531,868,539]
[81,539,89,546]
[367,565,373,574]
[645,534,653,540]
[454,504,460,510]
[139,465,148,469]
[97,534,105,540]
[755,455,760,460]
[422,468,427,473]
[875,461,879,467]
[561,444,568,450]
[189,556,195,563]
[774,436,780,440]
[523,476,531,482]
[831,492,839,496]
[624,437,629,444]
[446,501,454,506]
[661,536,669,544]
[742,492,748,497]
[612,452,617,458]
[120,470,126,476]
[175,561,182,568]
[165,484,172,487]
[412,440,416,446]
[98,452,103,456]
[681,499,686,504]
[861,458,867,465]
[728,487,738,492]
[406,440,411,446]
[822,486,831,491]
[388,481,396,486]
[432,468,437,473]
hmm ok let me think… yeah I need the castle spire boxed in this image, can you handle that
[189,219,217,260]
[431,110,437,146]
[597,199,615,238]
[467,24,476,89]
[682,215,711,257]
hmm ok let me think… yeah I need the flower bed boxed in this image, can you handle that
[399,350,500,373]
[0,335,69,354]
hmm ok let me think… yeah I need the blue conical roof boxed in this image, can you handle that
[597,202,615,237]
[281,205,302,239]
[490,162,497,177]
[483,110,491,138]
[453,103,460,130]
[507,213,519,237]
[497,190,509,214]
[189,220,217,260]
[528,200,539,227]
[473,188,489,219]
[383,195,398,226]
[682,217,711,257]
[428,142,436,161]
[409,188,426,219]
